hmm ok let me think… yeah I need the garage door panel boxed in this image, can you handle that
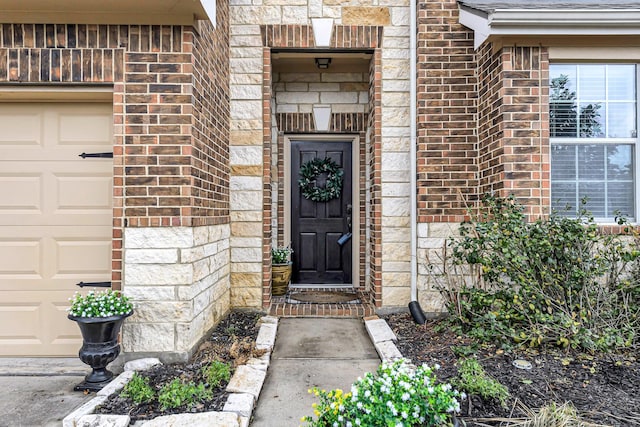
[0,238,42,277]
[0,174,42,212]
[0,227,111,290]
[0,102,112,356]
[56,174,113,211]
[0,299,42,343]
[56,238,112,276]
[0,164,112,226]
[58,111,113,146]
[0,291,83,356]
[0,110,43,146]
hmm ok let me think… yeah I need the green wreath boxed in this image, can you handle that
[298,157,344,202]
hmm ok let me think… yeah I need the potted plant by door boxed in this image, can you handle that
[67,289,133,392]
[272,246,293,296]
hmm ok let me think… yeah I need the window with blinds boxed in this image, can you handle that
[550,64,638,221]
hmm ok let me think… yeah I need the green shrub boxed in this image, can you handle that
[453,358,509,407]
[158,379,211,410]
[433,194,640,352]
[121,373,155,404]
[202,360,231,388]
[303,359,462,427]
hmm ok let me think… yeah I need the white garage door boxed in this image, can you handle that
[0,102,113,356]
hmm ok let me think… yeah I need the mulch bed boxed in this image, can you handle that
[96,310,265,422]
[384,312,640,426]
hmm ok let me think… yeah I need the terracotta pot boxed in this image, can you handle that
[272,263,292,296]
[68,312,132,392]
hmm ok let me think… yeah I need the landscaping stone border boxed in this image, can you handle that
[63,315,279,427]
[364,315,403,363]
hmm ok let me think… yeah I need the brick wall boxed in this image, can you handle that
[0,3,232,358]
[477,43,504,198]
[478,45,550,216]
[0,24,224,225]
[191,2,231,226]
[368,48,383,307]
[0,18,230,285]
[416,0,478,222]
[0,24,230,214]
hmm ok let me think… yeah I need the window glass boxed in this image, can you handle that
[578,65,606,101]
[608,65,635,101]
[578,182,606,217]
[607,103,635,138]
[550,64,637,221]
[607,145,633,180]
[551,145,576,180]
[577,145,605,180]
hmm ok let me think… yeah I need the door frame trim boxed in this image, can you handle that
[284,134,360,286]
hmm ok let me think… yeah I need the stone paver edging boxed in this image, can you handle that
[63,315,279,427]
[363,315,404,363]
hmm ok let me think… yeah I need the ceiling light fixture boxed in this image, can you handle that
[315,58,332,69]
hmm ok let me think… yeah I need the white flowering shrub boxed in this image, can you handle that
[303,359,462,427]
[68,289,133,318]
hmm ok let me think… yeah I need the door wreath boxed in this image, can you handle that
[298,157,344,202]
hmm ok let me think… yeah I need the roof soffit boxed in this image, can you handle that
[0,0,216,25]
[459,3,640,49]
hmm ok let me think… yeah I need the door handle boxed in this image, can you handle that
[338,204,353,247]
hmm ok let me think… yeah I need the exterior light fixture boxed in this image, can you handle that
[313,106,332,131]
[315,58,331,69]
[311,18,334,47]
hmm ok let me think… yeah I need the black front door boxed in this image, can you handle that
[291,140,352,284]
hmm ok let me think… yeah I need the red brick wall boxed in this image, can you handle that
[416,0,478,222]
[477,45,550,216]
[191,1,231,226]
[368,48,383,307]
[0,20,230,226]
[0,13,230,287]
[477,44,505,197]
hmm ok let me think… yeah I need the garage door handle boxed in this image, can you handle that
[79,152,113,159]
[76,281,112,288]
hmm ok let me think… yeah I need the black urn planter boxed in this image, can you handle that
[68,312,132,392]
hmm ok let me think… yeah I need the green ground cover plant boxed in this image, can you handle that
[121,373,155,404]
[202,360,231,388]
[453,358,509,408]
[433,194,640,352]
[157,378,211,410]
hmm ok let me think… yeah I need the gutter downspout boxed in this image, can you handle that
[408,0,426,324]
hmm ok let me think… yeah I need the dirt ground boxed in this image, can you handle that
[384,312,640,427]
[96,310,264,422]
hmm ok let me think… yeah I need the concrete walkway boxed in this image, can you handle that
[0,358,93,427]
[250,318,381,427]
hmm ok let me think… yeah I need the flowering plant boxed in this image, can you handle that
[272,245,293,264]
[302,359,462,427]
[68,289,133,318]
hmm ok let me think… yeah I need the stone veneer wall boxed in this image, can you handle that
[229,0,411,309]
[122,225,230,361]
[274,73,369,115]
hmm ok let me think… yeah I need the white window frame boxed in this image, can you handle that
[549,63,640,223]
